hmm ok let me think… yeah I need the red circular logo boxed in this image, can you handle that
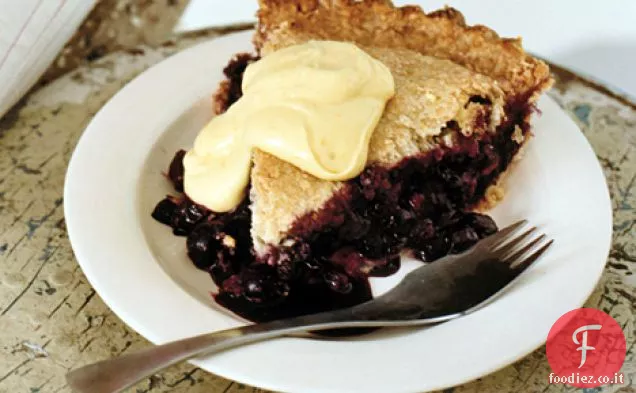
[546,308,626,387]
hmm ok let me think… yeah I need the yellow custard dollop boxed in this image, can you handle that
[183,40,395,212]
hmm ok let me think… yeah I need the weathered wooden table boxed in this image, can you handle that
[0,3,634,393]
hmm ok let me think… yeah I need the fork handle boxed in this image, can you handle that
[66,308,359,393]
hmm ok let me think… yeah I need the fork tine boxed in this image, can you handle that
[495,226,537,256]
[502,234,546,262]
[461,237,553,316]
[508,239,553,272]
[478,219,528,248]
[503,235,548,266]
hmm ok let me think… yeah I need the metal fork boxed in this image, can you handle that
[67,220,552,393]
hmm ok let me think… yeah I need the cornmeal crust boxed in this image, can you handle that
[241,0,553,253]
[254,0,552,98]
[250,48,506,251]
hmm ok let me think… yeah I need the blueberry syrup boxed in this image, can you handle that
[151,54,534,323]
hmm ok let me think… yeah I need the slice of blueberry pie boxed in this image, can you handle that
[152,0,553,322]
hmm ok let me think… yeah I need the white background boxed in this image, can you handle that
[176,0,636,99]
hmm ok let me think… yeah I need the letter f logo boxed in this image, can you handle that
[572,324,602,368]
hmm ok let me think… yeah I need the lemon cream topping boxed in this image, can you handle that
[183,40,395,212]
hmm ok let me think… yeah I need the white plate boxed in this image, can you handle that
[64,31,612,393]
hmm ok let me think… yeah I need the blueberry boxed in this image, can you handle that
[323,270,353,294]
[276,259,297,280]
[221,274,242,296]
[414,235,451,262]
[465,213,497,237]
[408,219,435,244]
[241,264,289,304]
[186,222,221,270]
[450,227,480,253]
[151,197,178,226]
[286,239,311,262]
[398,208,416,232]
[357,234,386,259]
[438,211,462,229]
[209,256,235,286]
[429,191,453,212]
[245,280,264,298]
[303,258,324,273]
[302,257,327,285]
[439,169,464,191]
[171,199,208,235]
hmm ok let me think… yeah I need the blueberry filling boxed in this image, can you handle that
[214,53,259,113]
[151,54,533,322]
